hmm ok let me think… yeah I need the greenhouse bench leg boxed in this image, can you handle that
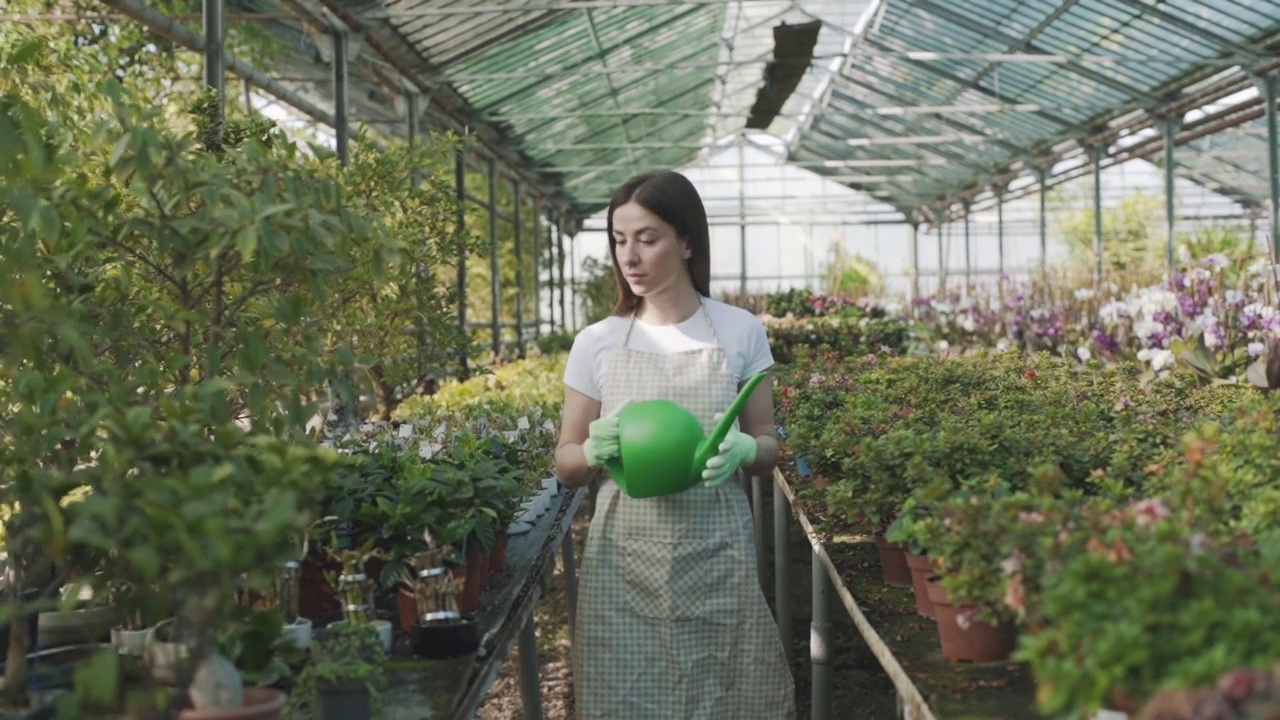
[518,605,544,720]
[812,547,832,720]
[752,474,767,594]
[561,530,579,644]
[774,478,791,662]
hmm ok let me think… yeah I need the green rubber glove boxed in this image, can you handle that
[583,401,629,469]
[701,413,758,488]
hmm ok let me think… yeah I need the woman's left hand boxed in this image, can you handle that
[702,413,758,487]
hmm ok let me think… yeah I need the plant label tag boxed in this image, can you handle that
[398,424,414,439]
[359,423,374,433]
[518,416,530,430]
[368,441,378,454]
[543,419,556,433]
[434,423,447,440]
[504,430,519,442]
[419,441,435,460]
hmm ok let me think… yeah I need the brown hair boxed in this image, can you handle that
[606,171,712,316]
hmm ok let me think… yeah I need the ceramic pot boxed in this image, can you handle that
[925,578,1016,663]
[872,533,912,588]
[176,687,286,719]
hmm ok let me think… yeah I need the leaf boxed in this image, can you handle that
[73,648,119,708]
[3,37,45,68]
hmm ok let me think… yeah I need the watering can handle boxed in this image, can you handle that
[694,372,770,475]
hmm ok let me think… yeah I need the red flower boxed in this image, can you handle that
[1023,369,1038,379]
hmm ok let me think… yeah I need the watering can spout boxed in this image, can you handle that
[691,372,769,479]
[605,372,771,499]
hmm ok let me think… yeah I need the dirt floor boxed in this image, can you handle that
[475,484,900,720]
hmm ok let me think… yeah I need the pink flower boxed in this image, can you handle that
[1132,498,1171,527]
[955,609,976,630]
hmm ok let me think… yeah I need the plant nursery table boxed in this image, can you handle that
[380,482,585,720]
[769,468,1056,720]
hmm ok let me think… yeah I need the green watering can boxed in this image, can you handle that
[606,373,769,499]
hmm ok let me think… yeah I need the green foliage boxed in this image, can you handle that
[1053,190,1164,280]
[574,255,618,327]
[319,130,478,420]
[290,621,388,717]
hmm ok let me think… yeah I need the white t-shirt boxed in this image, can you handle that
[564,298,774,401]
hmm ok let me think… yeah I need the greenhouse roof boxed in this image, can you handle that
[108,0,1280,224]
[790,0,1280,224]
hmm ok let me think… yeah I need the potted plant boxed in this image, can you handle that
[324,543,391,655]
[402,535,478,659]
[291,620,387,720]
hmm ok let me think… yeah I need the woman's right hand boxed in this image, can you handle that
[582,401,628,469]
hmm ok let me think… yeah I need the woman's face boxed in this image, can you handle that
[610,201,691,298]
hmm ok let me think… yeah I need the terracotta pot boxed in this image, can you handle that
[872,533,912,588]
[449,551,488,615]
[177,687,286,719]
[904,552,937,620]
[396,588,417,633]
[925,578,1016,663]
[489,536,508,575]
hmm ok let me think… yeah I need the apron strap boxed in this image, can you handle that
[623,298,721,349]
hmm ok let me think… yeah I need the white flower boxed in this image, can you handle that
[1137,348,1152,362]
[1099,301,1132,324]
[996,338,1011,352]
[1133,320,1165,340]
[1188,267,1212,282]
[1150,348,1176,372]
[1077,346,1092,362]
[1249,341,1266,357]
[1226,289,1243,304]
[1074,288,1096,300]
[959,315,977,333]
[936,340,950,352]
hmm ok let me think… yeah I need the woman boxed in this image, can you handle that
[556,171,796,719]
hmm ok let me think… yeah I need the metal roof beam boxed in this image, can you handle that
[1108,0,1262,63]
[368,0,779,16]
[582,7,640,162]
[474,4,713,111]
[901,0,1154,104]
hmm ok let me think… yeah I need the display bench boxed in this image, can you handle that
[0,485,584,720]
[379,483,584,719]
[763,468,1043,720]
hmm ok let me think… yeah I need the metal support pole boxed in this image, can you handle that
[454,150,468,376]
[1091,145,1105,287]
[910,223,920,302]
[739,141,748,296]
[1255,72,1280,261]
[937,214,946,296]
[488,159,501,358]
[517,605,544,720]
[1158,114,1184,272]
[1037,167,1049,276]
[514,181,525,359]
[202,0,224,141]
[557,216,567,332]
[532,198,542,341]
[773,479,791,662]
[241,77,251,114]
[811,548,832,720]
[331,31,348,165]
[561,530,579,644]
[995,186,1005,279]
[752,475,767,595]
[963,203,972,292]
[406,93,419,146]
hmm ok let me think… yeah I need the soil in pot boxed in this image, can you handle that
[409,618,479,659]
[925,578,1017,663]
[314,678,372,720]
[872,533,912,588]
[177,687,287,720]
[904,552,937,620]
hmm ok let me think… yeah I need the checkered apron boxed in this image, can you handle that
[573,302,796,719]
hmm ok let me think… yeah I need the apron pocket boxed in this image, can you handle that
[620,537,739,621]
